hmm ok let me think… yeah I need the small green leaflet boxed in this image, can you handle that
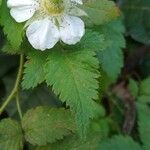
[96,19,125,81]
[22,51,47,89]
[78,29,105,51]
[0,0,24,49]
[139,77,150,96]
[128,78,139,98]
[0,119,23,150]
[22,106,76,145]
[82,0,120,25]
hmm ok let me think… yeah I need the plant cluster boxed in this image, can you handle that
[0,0,150,150]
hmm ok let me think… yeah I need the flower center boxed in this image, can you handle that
[42,0,65,16]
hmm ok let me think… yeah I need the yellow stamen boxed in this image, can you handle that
[42,0,65,16]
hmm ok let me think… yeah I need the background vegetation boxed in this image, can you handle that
[0,0,150,149]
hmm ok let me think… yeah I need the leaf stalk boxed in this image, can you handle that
[0,54,24,116]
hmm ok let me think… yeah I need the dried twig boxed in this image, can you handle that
[112,81,136,134]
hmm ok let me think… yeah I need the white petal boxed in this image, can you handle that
[71,0,83,4]
[7,0,39,22]
[59,16,85,45]
[26,19,60,51]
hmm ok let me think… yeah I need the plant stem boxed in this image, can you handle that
[0,54,24,115]
[16,92,23,120]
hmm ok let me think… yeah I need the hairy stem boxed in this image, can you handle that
[0,54,24,115]
[16,91,23,120]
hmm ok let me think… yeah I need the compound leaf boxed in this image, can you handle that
[22,106,76,145]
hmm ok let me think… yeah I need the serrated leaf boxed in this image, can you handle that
[82,0,120,25]
[0,0,24,49]
[96,19,125,81]
[36,133,101,150]
[2,42,23,54]
[98,135,142,150]
[22,51,47,89]
[79,29,105,51]
[22,106,76,145]
[128,79,139,98]
[139,77,150,96]
[44,48,101,137]
[120,0,150,44]
[0,119,23,150]
[137,103,150,150]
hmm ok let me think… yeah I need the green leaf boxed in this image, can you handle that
[82,0,120,25]
[36,133,101,150]
[139,77,150,96]
[137,103,150,150]
[0,119,23,150]
[128,79,139,98]
[121,0,150,44]
[97,19,125,81]
[2,42,23,54]
[0,0,24,49]
[22,51,47,89]
[90,119,109,139]
[44,48,101,137]
[98,135,142,150]
[138,95,150,104]
[22,106,76,145]
[78,29,105,51]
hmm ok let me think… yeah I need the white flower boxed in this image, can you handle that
[7,0,86,50]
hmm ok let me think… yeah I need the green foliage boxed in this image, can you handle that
[0,119,23,150]
[139,77,150,96]
[36,119,109,150]
[98,135,142,150]
[22,51,47,89]
[128,79,139,98]
[138,95,150,104]
[44,48,102,137]
[79,29,105,51]
[121,0,150,44]
[136,77,150,150]
[21,30,105,137]
[82,0,120,25]
[0,0,24,49]
[2,69,60,117]
[22,106,76,145]
[36,134,101,150]
[137,103,150,150]
[1,0,150,149]
[1,42,22,54]
[96,18,125,81]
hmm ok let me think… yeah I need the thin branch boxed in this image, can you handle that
[16,92,23,120]
[0,54,24,115]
